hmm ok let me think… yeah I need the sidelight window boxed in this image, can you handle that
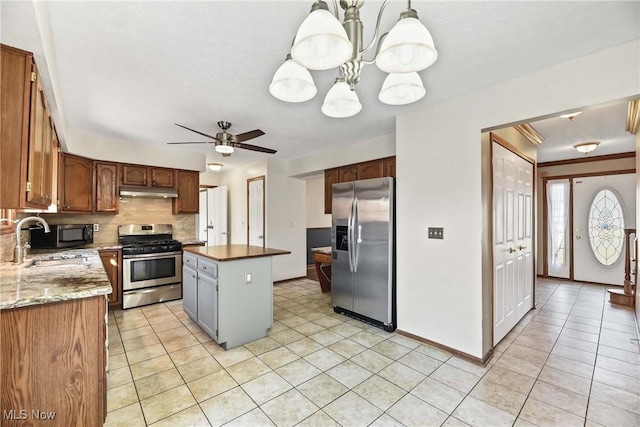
[588,188,625,266]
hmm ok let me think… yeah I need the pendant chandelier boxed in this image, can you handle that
[269,0,438,118]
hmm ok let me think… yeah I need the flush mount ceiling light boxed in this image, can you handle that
[270,0,438,118]
[207,162,224,171]
[574,142,599,154]
[560,111,582,121]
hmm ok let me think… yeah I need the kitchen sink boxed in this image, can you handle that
[28,257,88,267]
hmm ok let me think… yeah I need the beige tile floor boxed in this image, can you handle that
[105,277,640,427]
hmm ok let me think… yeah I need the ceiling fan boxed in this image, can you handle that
[168,121,275,157]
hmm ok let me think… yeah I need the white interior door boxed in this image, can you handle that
[547,179,571,279]
[248,177,265,247]
[493,142,533,345]
[207,186,228,246]
[198,190,208,242]
[573,174,635,285]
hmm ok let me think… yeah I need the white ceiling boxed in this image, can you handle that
[2,1,639,170]
[533,102,636,163]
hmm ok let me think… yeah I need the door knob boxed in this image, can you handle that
[508,247,516,253]
[518,245,527,250]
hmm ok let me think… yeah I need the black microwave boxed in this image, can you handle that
[30,224,94,249]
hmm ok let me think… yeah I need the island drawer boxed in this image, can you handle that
[198,258,218,278]
[184,251,198,269]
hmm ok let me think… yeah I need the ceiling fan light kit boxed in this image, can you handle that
[271,0,438,118]
[168,121,275,157]
[574,142,599,154]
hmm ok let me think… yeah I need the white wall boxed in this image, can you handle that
[214,159,268,245]
[306,177,331,228]
[288,133,395,177]
[211,158,305,281]
[396,40,640,359]
[266,159,306,281]
[66,128,205,171]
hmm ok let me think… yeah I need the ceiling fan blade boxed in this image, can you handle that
[167,141,211,144]
[175,123,220,141]
[233,129,265,142]
[234,142,277,154]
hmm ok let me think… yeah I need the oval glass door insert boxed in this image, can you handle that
[588,188,625,266]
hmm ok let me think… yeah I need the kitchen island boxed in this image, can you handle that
[182,244,290,349]
[311,246,332,293]
[0,250,111,426]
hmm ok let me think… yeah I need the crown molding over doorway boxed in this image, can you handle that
[538,151,636,168]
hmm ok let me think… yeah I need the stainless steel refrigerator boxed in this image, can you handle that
[331,177,395,331]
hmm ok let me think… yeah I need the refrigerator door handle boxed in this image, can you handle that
[353,198,359,272]
[347,198,355,272]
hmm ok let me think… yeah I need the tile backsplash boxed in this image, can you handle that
[39,198,196,245]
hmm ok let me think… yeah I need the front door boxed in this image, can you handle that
[248,176,265,247]
[493,141,534,345]
[573,174,635,285]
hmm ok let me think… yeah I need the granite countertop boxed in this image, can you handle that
[311,246,332,255]
[185,245,291,261]
[0,248,112,310]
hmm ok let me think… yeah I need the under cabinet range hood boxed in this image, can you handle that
[119,186,178,198]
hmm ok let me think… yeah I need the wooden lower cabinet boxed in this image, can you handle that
[1,296,107,426]
[99,249,122,308]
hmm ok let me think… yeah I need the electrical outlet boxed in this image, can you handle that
[245,272,252,284]
[428,227,443,239]
[93,224,100,232]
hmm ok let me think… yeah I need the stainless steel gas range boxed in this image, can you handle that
[119,224,182,309]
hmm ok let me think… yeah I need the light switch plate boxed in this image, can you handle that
[245,272,252,284]
[428,227,443,239]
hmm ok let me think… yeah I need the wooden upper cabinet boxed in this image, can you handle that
[59,153,93,212]
[324,168,338,215]
[338,165,357,183]
[173,170,199,214]
[383,157,396,178]
[121,165,148,186]
[357,159,384,180]
[95,162,119,213]
[151,167,175,188]
[0,44,56,210]
[324,156,396,214]
[26,70,52,207]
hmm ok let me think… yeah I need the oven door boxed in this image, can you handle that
[123,252,182,290]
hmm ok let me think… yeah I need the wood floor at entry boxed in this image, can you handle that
[493,139,534,345]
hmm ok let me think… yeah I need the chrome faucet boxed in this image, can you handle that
[0,216,51,264]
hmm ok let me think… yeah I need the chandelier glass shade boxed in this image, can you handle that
[269,56,318,102]
[378,72,425,105]
[270,0,438,118]
[291,7,353,71]
[375,17,438,73]
[322,79,362,118]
